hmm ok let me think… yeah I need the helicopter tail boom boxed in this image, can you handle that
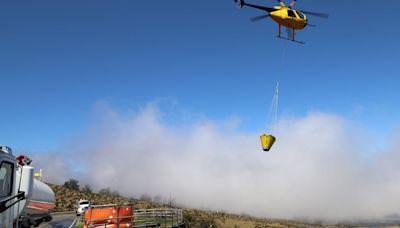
[234,0,276,12]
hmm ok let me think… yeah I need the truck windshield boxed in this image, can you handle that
[80,201,89,205]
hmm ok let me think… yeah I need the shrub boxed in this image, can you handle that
[99,187,112,195]
[81,184,92,194]
[63,179,80,191]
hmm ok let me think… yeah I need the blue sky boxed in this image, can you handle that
[0,0,399,152]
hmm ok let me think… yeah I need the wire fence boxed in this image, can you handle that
[83,205,185,228]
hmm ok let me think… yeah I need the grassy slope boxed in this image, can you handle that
[48,183,400,228]
[48,183,158,211]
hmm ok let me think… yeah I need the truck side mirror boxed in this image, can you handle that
[0,191,25,213]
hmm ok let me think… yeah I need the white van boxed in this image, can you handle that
[76,199,90,216]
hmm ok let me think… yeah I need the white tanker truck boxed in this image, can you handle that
[0,145,56,228]
[19,178,55,228]
[0,145,34,228]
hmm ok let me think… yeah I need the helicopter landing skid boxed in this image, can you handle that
[277,25,305,44]
[277,36,305,44]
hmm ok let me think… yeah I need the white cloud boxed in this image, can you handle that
[34,102,400,222]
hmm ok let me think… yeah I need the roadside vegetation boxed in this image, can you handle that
[49,182,158,212]
[49,182,400,228]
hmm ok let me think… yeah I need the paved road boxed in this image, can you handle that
[38,213,77,228]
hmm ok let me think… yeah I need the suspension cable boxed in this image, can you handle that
[267,43,286,129]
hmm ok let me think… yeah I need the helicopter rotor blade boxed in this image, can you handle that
[234,0,244,8]
[300,10,329,18]
[289,0,297,8]
[250,14,270,22]
[277,0,286,7]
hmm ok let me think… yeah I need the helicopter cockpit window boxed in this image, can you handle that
[296,11,305,19]
[288,10,296,18]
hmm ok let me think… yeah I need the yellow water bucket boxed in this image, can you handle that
[260,134,276,151]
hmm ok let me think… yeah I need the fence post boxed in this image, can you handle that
[116,206,119,228]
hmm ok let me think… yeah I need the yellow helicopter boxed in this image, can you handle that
[234,0,328,43]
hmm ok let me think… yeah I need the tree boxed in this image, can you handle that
[111,190,121,197]
[153,194,163,204]
[81,184,92,194]
[140,193,152,202]
[63,179,79,190]
[99,187,111,195]
[128,197,136,203]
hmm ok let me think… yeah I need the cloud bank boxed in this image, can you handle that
[34,101,400,222]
